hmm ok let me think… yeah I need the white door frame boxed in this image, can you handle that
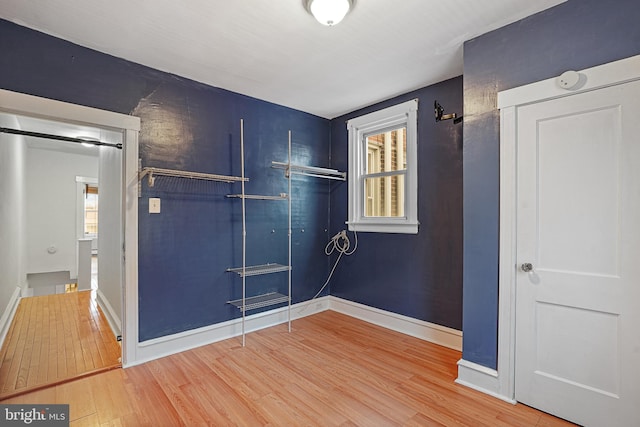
[0,89,140,367]
[492,55,640,402]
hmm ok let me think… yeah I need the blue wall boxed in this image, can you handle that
[329,76,463,330]
[0,19,332,341]
[462,0,640,368]
[12,0,632,356]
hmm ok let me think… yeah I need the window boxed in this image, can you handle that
[347,99,418,233]
[84,184,98,236]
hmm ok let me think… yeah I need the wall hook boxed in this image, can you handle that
[434,100,463,124]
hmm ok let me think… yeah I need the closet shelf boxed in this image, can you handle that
[138,161,247,196]
[226,263,291,277]
[271,161,346,181]
[227,292,290,312]
[226,194,288,200]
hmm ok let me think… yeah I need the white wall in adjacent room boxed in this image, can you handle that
[0,114,27,316]
[97,143,123,336]
[26,145,98,278]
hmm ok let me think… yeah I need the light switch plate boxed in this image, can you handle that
[149,197,161,214]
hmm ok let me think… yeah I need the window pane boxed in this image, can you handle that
[364,174,405,217]
[366,128,406,174]
[85,191,98,235]
[347,98,418,233]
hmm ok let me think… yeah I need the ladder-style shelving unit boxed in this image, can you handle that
[226,120,292,346]
[226,125,347,346]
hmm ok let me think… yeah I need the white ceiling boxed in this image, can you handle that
[0,0,565,119]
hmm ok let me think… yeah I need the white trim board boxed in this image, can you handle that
[96,289,122,340]
[498,55,640,109]
[128,296,332,367]
[329,296,462,351]
[0,90,140,131]
[0,287,21,349]
[456,54,640,404]
[455,359,516,404]
[125,295,462,368]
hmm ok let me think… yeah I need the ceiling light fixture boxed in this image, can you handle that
[306,0,353,26]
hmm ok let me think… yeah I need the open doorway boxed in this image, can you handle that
[0,88,140,380]
[0,112,124,398]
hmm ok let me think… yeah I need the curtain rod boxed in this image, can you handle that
[0,127,123,149]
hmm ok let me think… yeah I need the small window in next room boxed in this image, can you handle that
[84,184,98,237]
[347,99,418,234]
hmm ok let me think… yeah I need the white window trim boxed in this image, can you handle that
[346,99,419,234]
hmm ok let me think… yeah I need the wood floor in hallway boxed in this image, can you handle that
[0,290,121,400]
[2,311,574,426]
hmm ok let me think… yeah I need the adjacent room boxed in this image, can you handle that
[0,114,123,398]
[0,0,639,425]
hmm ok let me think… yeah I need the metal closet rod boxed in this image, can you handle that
[0,127,123,149]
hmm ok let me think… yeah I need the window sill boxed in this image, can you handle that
[347,220,418,234]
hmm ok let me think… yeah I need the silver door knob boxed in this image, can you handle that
[521,263,534,273]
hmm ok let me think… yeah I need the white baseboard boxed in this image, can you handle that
[125,295,464,368]
[455,359,515,404]
[0,287,21,349]
[127,296,331,367]
[96,289,122,340]
[328,296,462,351]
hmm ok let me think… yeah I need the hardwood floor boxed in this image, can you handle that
[0,290,121,400]
[1,311,575,426]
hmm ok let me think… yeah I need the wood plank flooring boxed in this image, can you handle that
[2,311,575,426]
[0,291,121,399]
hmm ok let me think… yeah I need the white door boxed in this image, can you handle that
[515,80,640,426]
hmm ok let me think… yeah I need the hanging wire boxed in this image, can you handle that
[298,229,358,314]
